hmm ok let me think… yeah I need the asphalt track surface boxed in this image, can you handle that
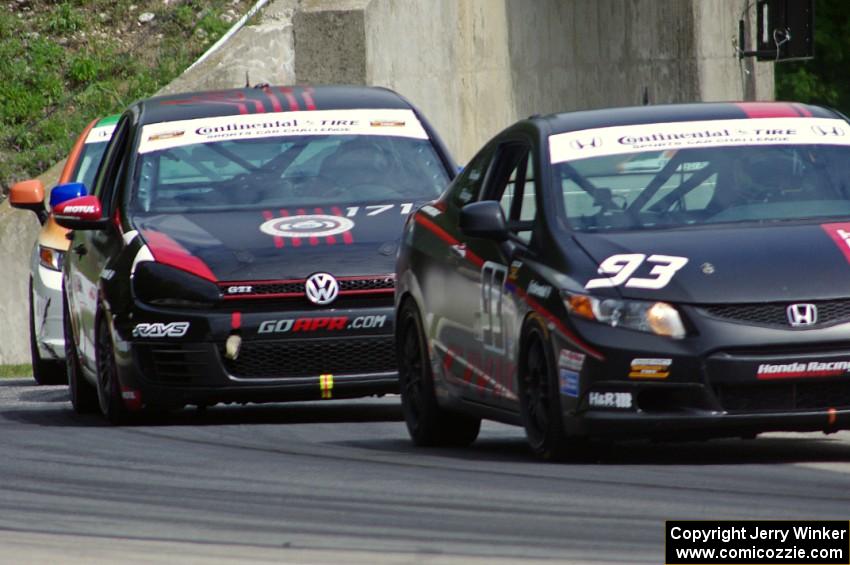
[1,378,850,564]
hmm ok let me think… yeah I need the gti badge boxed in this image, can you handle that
[786,303,817,327]
[305,272,339,305]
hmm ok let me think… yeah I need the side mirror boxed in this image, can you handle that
[50,182,87,209]
[459,200,509,242]
[53,195,109,230]
[9,179,47,223]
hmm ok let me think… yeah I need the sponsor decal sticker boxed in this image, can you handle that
[558,349,585,397]
[225,285,253,295]
[257,315,387,334]
[549,117,850,164]
[588,391,633,409]
[132,321,190,338]
[260,215,354,239]
[62,205,97,214]
[821,222,850,265]
[84,124,116,144]
[629,357,672,379]
[138,109,428,154]
[527,280,552,299]
[757,360,850,379]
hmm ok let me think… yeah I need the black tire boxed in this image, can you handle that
[63,294,97,413]
[397,300,480,447]
[95,315,129,425]
[518,325,575,461]
[29,278,65,385]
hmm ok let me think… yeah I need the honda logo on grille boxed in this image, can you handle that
[305,273,339,305]
[786,303,818,327]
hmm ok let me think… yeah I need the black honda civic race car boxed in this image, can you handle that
[395,101,850,459]
[54,85,456,423]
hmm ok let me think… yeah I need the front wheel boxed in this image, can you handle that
[397,300,480,447]
[518,326,576,461]
[95,315,129,425]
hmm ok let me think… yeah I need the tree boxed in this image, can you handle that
[775,0,850,113]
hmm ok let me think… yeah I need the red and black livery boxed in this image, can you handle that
[56,85,456,422]
[396,102,850,459]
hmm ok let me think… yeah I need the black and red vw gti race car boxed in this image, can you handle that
[395,102,850,459]
[54,85,456,422]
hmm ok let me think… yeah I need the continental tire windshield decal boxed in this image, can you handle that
[85,125,116,144]
[138,109,428,154]
[549,117,850,164]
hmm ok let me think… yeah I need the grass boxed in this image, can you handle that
[0,364,31,379]
[0,0,252,192]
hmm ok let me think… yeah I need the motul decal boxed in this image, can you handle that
[822,223,850,264]
[257,315,387,334]
[132,322,190,338]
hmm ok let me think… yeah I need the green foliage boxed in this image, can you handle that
[775,0,850,113]
[0,1,247,190]
[0,364,31,378]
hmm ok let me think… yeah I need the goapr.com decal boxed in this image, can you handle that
[260,214,354,239]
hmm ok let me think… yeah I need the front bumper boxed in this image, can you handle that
[111,304,398,408]
[33,264,65,360]
[556,318,850,438]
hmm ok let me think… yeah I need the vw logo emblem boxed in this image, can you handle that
[305,273,339,305]
[786,303,817,327]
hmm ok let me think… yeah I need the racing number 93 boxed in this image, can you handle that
[481,262,507,352]
[585,254,688,290]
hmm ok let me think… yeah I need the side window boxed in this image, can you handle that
[449,148,491,207]
[93,116,132,211]
[485,144,537,243]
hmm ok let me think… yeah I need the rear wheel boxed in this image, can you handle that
[397,300,480,447]
[519,326,575,461]
[95,315,129,425]
[63,294,97,413]
[29,278,65,385]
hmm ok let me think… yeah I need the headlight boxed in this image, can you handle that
[133,262,221,308]
[38,245,65,271]
[565,293,686,339]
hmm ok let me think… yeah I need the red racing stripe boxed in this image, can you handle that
[280,209,301,247]
[279,87,300,111]
[735,102,801,118]
[413,214,484,267]
[301,87,317,111]
[331,206,354,245]
[262,87,283,112]
[262,210,284,248]
[141,229,217,282]
[316,207,336,244]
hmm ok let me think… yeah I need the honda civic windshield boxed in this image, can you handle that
[549,118,850,232]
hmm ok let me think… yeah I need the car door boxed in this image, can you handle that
[455,141,538,408]
[70,116,132,370]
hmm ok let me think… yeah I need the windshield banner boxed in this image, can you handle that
[138,109,428,154]
[85,125,116,144]
[549,117,850,164]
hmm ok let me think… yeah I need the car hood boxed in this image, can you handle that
[572,222,850,304]
[132,208,408,281]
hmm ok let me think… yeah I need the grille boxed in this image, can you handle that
[701,299,850,328]
[222,337,397,379]
[715,380,850,412]
[137,345,213,384]
[219,276,394,300]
